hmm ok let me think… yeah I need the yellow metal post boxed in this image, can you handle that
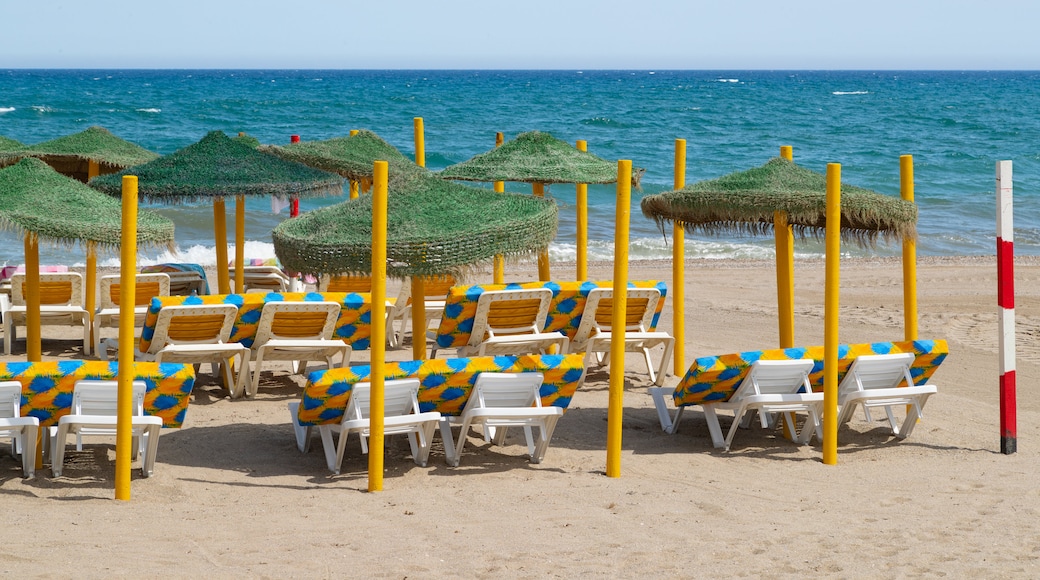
[672,139,686,375]
[823,164,841,466]
[235,194,245,294]
[576,140,589,280]
[349,130,360,199]
[493,132,505,284]
[368,161,389,492]
[901,155,918,341]
[413,117,425,168]
[776,145,795,349]
[606,160,632,478]
[85,241,97,354]
[24,234,40,362]
[533,182,550,281]
[87,160,100,181]
[213,198,230,294]
[115,175,139,500]
[411,277,426,360]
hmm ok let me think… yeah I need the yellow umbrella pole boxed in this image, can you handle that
[576,140,589,281]
[368,160,389,492]
[115,175,138,500]
[672,139,686,375]
[534,182,550,281]
[901,155,917,341]
[214,198,230,294]
[414,117,425,167]
[606,160,632,478]
[349,130,360,199]
[823,163,841,466]
[24,233,40,362]
[411,277,426,360]
[776,145,795,349]
[234,194,245,294]
[85,241,97,356]
[493,132,505,284]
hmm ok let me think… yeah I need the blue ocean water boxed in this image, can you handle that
[1,69,1038,267]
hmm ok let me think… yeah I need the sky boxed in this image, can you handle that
[4,0,1040,69]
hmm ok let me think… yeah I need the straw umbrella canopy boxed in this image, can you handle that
[272,174,558,279]
[438,130,641,281]
[0,157,175,359]
[260,129,427,186]
[0,136,24,163]
[17,126,159,182]
[90,130,343,294]
[640,157,917,245]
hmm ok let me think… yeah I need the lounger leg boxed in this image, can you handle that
[531,415,560,464]
[642,347,657,385]
[702,405,726,448]
[20,425,37,478]
[439,419,459,467]
[896,401,925,439]
[318,425,339,474]
[647,387,675,432]
[287,402,313,452]
[51,425,69,477]
[140,422,161,477]
[654,339,675,387]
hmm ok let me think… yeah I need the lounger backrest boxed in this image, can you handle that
[573,288,660,344]
[470,372,545,410]
[736,359,815,398]
[842,353,916,394]
[0,381,23,419]
[11,272,83,307]
[252,301,340,347]
[320,274,372,293]
[233,266,291,292]
[344,379,422,422]
[149,304,238,352]
[99,273,171,310]
[71,380,147,417]
[471,288,552,342]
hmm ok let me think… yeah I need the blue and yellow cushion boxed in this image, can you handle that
[673,339,949,407]
[139,291,375,352]
[433,280,667,350]
[0,360,195,427]
[296,353,586,426]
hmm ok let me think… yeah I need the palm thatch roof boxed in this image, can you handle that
[0,136,23,168]
[438,130,641,187]
[19,126,159,178]
[640,158,917,247]
[260,129,427,185]
[0,158,175,252]
[273,175,558,278]
[89,130,343,203]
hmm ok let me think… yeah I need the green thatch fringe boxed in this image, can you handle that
[273,175,558,278]
[639,158,917,248]
[89,130,343,203]
[439,130,641,187]
[0,158,176,252]
[260,129,428,185]
[20,126,159,169]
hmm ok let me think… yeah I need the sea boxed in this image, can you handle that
[1,69,1038,268]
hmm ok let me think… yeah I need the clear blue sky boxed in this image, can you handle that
[4,0,1039,69]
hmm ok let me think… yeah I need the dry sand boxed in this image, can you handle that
[2,255,1038,578]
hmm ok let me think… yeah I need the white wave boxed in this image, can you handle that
[31,105,53,113]
[136,108,161,113]
[0,107,14,114]
[832,90,869,95]
[716,78,739,83]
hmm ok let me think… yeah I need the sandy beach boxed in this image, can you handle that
[1,255,1037,578]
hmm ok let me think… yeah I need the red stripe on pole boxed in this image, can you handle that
[290,134,300,143]
[290,197,300,218]
[1000,370,1017,436]
[997,238,1015,309]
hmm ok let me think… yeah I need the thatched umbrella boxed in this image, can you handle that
[273,174,558,279]
[90,131,343,294]
[438,130,640,281]
[260,129,427,190]
[18,126,159,182]
[640,156,917,348]
[0,158,175,360]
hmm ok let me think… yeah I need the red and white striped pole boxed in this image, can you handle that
[289,134,301,217]
[997,160,1016,455]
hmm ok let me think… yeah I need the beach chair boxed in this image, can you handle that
[837,353,937,439]
[50,380,163,478]
[318,274,372,293]
[247,301,351,398]
[439,372,563,467]
[135,304,251,398]
[0,381,39,478]
[3,272,91,356]
[93,273,171,360]
[229,265,295,293]
[447,288,568,358]
[567,287,675,386]
[289,378,440,474]
[386,275,456,349]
